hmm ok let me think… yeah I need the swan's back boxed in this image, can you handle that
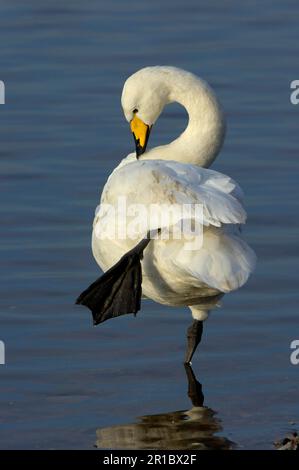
[92,158,256,302]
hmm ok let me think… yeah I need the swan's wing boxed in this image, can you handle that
[98,159,246,232]
[94,159,256,294]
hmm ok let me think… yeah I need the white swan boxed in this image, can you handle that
[77,66,256,363]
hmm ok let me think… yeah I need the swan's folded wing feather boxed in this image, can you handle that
[98,159,246,231]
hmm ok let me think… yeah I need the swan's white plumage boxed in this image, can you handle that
[92,66,256,320]
[101,158,246,228]
[93,157,255,301]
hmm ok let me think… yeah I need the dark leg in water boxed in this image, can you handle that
[76,235,151,325]
[184,363,204,407]
[184,320,203,364]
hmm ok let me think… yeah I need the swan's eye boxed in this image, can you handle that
[133,108,138,114]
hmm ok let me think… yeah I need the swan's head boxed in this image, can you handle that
[121,66,226,166]
[121,67,170,157]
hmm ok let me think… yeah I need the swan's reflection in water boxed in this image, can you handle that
[95,365,233,450]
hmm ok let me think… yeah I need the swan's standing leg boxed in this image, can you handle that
[184,305,212,364]
[184,320,203,364]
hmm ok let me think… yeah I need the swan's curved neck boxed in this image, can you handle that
[144,70,226,168]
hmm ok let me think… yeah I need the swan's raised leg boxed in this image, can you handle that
[184,320,203,364]
[76,234,151,325]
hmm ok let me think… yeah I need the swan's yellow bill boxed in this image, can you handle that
[130,114,151,157]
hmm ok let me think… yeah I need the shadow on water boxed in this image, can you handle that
[95,365,234,450]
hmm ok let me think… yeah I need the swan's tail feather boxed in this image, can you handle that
[76,236,151,325]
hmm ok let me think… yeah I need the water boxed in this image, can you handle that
[1,0,299,450]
